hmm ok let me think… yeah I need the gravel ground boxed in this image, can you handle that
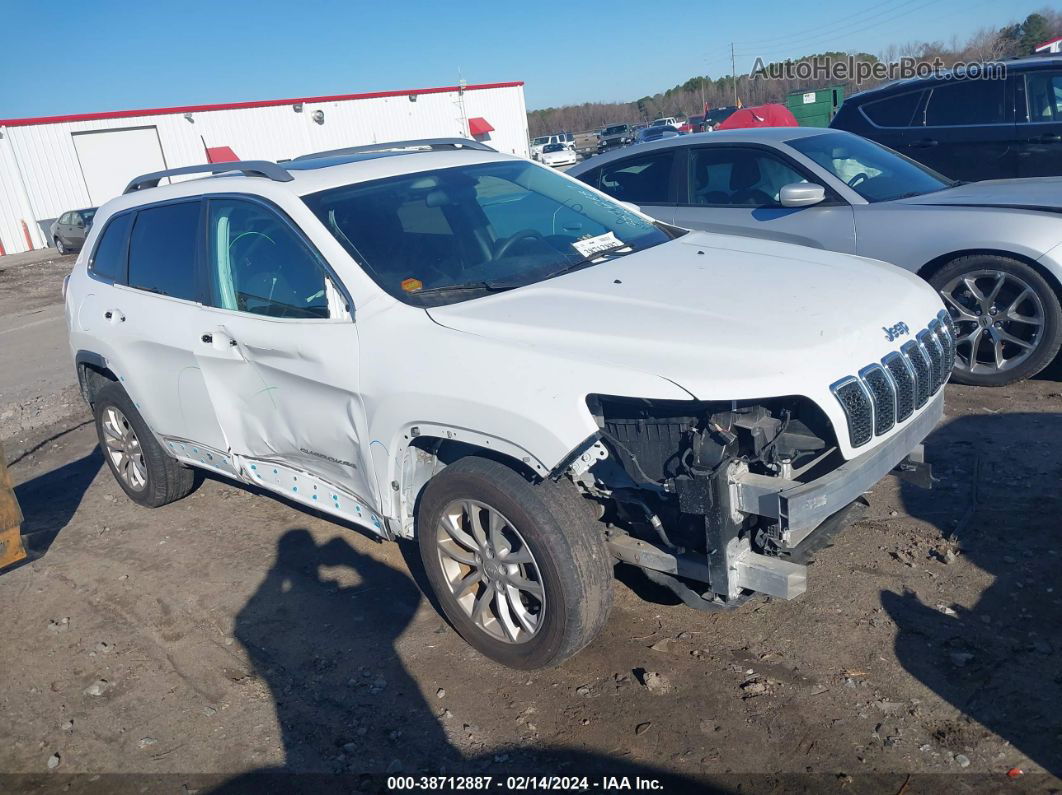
[0,253,1060,791]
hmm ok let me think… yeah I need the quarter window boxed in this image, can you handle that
[89,212,133,282]
[861,92,923,127]
[924,80,1006,126]
[598,152,674,203]
[689,148,809,207]
[127,202,200,301]
[1026,72,1062,122]
[207,199,331,319]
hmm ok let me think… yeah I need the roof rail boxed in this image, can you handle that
[294,137,495,161]
[123,160,293,194]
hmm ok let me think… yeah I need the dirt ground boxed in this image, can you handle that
[1,253,1060,792]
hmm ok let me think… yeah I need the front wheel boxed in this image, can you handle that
[417,457,613,669]
[930,255,1062,386]
[54,237,67,255]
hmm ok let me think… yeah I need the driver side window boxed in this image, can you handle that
[689,147,809,207]
[207,199,332,319]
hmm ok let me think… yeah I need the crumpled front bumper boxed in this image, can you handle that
[731,391,943,548]
[607,391,942,604]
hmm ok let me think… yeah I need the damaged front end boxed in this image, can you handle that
[569,392,940,610]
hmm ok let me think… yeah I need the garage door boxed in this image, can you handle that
[72,126,167,205]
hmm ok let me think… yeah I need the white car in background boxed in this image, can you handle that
[530,133,575,160]
[539,142,577,167]
[65,137,949,669]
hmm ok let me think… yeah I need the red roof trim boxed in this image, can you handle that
[1035,36,1062,48]
[0,81,524,128]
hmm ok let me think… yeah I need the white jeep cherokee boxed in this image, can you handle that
[65,138,952,669]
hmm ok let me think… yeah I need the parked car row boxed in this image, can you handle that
[568,126,1062,386]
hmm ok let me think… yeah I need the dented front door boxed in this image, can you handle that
[194,311,378,518]
[192,195,379,531]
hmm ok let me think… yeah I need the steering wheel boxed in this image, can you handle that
[494,229,544,259]
[847,172,869,189]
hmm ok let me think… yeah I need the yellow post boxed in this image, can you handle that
[0,444,27,570]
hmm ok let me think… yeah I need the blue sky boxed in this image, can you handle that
[0,0,1051,118]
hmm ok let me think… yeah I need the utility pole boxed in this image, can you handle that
[731,42,738,107]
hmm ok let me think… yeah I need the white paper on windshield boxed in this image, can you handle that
[571,231,624,259]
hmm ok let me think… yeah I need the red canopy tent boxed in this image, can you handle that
[716,103,798,130]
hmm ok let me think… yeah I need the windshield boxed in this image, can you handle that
[532,137,550,145]
[787,131,953,202]
[603,125,628,135]
[543,143,564,153]
[304,160,671,306]
[80,209,97,223]
[650,119,671,126]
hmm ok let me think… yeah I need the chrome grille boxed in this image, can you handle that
[903,340,932,409]
[883,352,915,422]
[934,313,957,375]
[831,311,953,448]
[919,328,945,392]
[860,364,896,435]
[832,377,874,447]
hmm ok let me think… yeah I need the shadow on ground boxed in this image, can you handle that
[12,448,102,561]
[212,528,712,792]
[883,410,1062,776]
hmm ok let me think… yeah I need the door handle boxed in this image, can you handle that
[909,138,938,148]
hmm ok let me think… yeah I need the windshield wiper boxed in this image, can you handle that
[410,281,516,297]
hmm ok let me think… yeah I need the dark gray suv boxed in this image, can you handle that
[50,208,96,254]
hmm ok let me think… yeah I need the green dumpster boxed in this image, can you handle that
[786,86,845,127]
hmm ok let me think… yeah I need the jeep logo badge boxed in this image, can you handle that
[883,321,910,342]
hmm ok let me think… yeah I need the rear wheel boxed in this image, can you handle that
[93,382,195,507]
[930,255,1062,386]
[417,457,613,669]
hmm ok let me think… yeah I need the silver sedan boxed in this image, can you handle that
[568,128,1062,386]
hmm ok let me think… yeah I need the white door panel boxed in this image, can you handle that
[108,286,225,448]
[192,311,377,521]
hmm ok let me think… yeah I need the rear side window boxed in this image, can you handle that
[1026,72,1062,122]
[128,202,200,301]
[598,152,674,203]
[924,80,1006,126]
[89,213,133,282]
[861,92,922,127]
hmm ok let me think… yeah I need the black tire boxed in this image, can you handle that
[93,382,195,507]
[928,254,1062,387]
[54,237,66,255]
[417,457,613,669]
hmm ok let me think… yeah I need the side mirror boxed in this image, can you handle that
[779,183,826,208]
[619,201,641,214]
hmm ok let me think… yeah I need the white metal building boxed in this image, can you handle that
[0,80,529,255]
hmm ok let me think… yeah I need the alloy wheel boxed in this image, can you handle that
[939,269,1044,376]
[435,499,545,644]
[100,406,148,491]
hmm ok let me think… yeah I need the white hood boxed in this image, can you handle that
[428,232,945,457]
